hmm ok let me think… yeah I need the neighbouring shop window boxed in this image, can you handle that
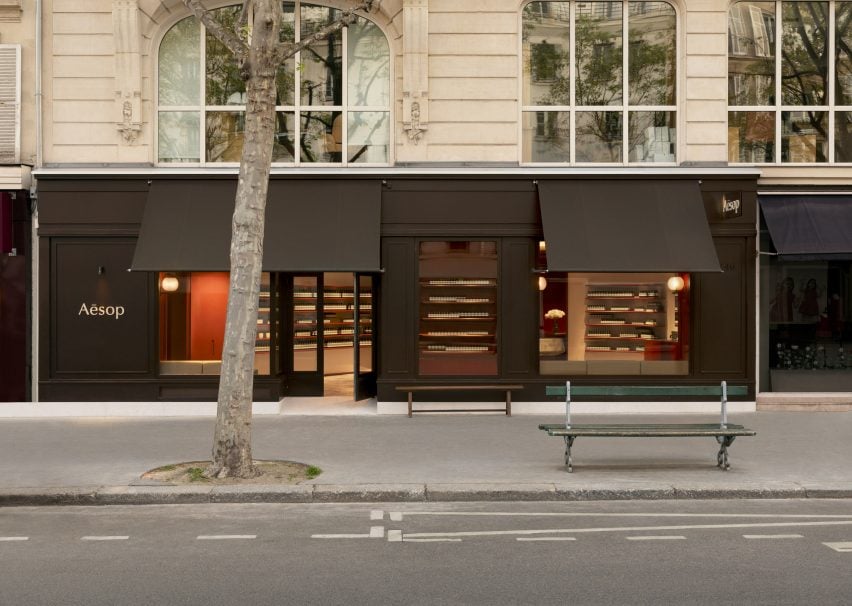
[728,1,852,164]
[538,268,690,376]
[418,241,499,376]
[521,1,677,164]
[158,272,271,375]
[157,2,390,166]
[764,261,852,391]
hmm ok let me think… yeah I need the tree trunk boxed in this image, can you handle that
[208,0,282,479]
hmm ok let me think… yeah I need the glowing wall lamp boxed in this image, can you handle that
[160,275,179,293]
[667,275,685,292]
[538,276,548,291]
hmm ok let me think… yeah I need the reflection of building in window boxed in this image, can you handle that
[531,42,560,81]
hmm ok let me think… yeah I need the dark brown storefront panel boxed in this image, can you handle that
[380,238,416,378]
[760,196,852,260]
[500,239,537,378]
[132,179,382,272]
[538,180,721,272]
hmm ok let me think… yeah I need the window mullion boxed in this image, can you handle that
[622,0,629,164]
[774,0,782,163]
[569,0,576,165]
[200,18,207,164]
[828,0,835,163]
[342,23,348,166]
[294,1,301,166]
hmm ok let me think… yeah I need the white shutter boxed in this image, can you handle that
[0,44,21,164]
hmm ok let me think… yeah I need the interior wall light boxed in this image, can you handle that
[161,275,179,292]
[538,276,548,291]
[667,276,685,292]
[97,266,105,275]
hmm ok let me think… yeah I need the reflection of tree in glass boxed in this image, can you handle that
[347,19,390,106]
[206,7,246,105]
[300,7,342,105]
[158,17,200,106]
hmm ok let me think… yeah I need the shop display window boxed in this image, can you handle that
[158,272,271,376]
[764,261,852,391]
[538,269,690,376]
[419,241,499,376]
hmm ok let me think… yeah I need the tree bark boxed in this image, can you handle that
[208,0,281,479]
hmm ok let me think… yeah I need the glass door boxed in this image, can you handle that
[354,273,377,400]
[288,274,324,395]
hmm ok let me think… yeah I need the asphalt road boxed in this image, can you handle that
[2,500,852,605]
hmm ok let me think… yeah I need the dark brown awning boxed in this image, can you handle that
[131,179,382,272]
[760,195,852,260]
[538,180,721,272]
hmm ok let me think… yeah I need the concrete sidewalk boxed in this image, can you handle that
[2,411,851,505]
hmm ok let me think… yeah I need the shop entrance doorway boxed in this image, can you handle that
[286,272,376,400]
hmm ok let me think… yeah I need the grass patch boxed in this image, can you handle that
[186,467,207,482]
[305,465,322,479]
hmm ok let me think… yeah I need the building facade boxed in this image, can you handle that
[11,0,852,411]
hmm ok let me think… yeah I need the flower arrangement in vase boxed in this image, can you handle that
[544,308,565,335]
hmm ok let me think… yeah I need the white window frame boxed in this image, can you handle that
[155,1,392,167]
[728,0,852,165]
[519,1,679,166]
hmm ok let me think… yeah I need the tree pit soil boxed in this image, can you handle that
[141,460,320,485]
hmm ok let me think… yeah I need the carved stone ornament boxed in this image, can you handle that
[0,0,23,23]
[402,0,428,144]
[116,97,143,144]
[403,99,426,144]
[113,0,143,145]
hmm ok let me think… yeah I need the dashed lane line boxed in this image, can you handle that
[313,533,372,539]
[387,530,402,542]
[626,536,686,541]
[196,535,257,540]
[389,512,403,522]
[370,510,384,521]
[404,538,462,543]
[823,542,852,553]
[743,534,804,539]
[517,537,577,542]
[81,536,129,541]
[370,526,385,538]
[0,537,29,542]
[390,512,852,521]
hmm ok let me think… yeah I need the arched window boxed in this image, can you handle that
[157,2,391,165]
[521,1,678,164]
[727,1,852,164]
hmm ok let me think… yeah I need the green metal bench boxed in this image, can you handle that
[539,382,755,472]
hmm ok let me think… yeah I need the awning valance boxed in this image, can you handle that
[538,180,720,272]
[131,179,382,272]
[760,196,852,261]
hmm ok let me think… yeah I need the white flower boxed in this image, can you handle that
[545,309,565,320]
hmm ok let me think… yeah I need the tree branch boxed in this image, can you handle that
[274,0,376,64]
[184,0,249,61]
[236,0,252,42]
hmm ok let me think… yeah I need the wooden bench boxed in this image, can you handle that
[539,381,755,472]
[396,384,524,417]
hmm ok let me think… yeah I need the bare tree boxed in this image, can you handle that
[182,0,375,478]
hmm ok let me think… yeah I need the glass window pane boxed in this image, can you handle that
[206,111,244,162]
[273,112,296,163]
[205,7,246,106]
[539,272,689,376]
[522,111,570,162]
[301,5,343,106]
[628,2,676,106]
[576,111,623,162]
[836,111,852,162]
[419,242,498,377]
[158,17,200,106]
[781,1,828,106]
[628,111,675,162]
[357,275,373,373]
[781,110,827,162]
[575,1,623,106]
[158,111,200,163]
[299,111,342,163]
[348,17,390,107]
[158,272,271,376]
[728,111,775,162]
[293,276,318,372]
[348,111,389,163]
[276,4,296,106]
[837,1,852,105]
[523,2,571,105]
[728,2,776,105]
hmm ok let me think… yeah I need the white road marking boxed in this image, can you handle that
[403,520,852,540]
[387,530,403,542]
[743,534,803,539]
[823,542,852,552]
[312,533,371,539]
[517,537,577,542]
[395,512,852,520]
[627,536,686,541]
[370,526,385,538]
[404,538,462,543]
[370,510,384,521]
[81,536,129,541]
[196,535,256,540]
[0,537,29,542]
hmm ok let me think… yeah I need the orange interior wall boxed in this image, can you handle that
[189,273,229,360]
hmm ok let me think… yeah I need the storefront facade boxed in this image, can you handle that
[34,171,757,404]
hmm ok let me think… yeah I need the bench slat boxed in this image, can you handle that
[545,428,756,437]
[539,423,748,431]
[544,385,749,397]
